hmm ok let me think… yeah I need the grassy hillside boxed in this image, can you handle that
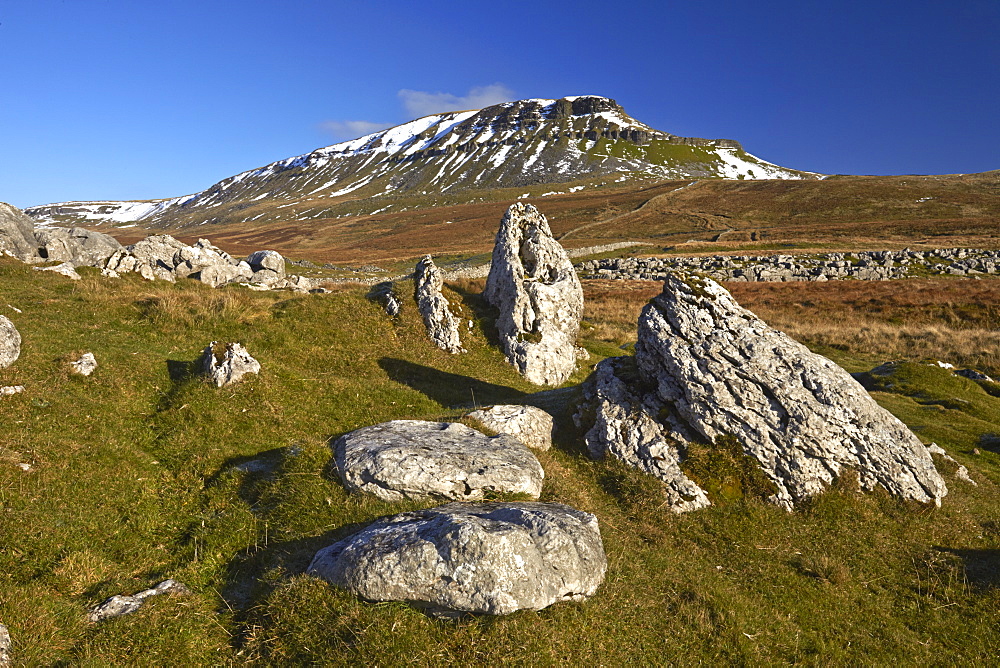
[1,260,999,664]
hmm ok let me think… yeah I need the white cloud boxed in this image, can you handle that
[320,84,515,141]
[319,119,392,140]
[397,83,515,117]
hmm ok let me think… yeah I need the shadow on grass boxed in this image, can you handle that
[446,282,502,350]
[378,357,590,457]
[943,547,1000,590]
[166,358,199,383]
[219,520,374,651]
[978,433,1000,452]
[378,357,527,409]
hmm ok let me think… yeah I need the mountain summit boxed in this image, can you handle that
[28,95,818,230]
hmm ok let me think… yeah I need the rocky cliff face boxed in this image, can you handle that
[26,96,817,230]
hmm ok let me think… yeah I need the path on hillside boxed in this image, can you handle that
[557,181,699,241]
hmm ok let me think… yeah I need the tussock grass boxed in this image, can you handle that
[1,258,1000,664]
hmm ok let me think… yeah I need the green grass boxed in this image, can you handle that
[1,257,1000,664]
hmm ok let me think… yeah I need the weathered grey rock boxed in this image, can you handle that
[286,274,321,293]
[128,234,187,269]
[112,235,187,282]
[484,203,583,386]
[70,352,97,376]
[955,368,994,382]
[414,255,464,354]
[193,238,235,263]
[927,443,977,486]
[2,219,310,292]
[171,239,254,287]
[0,386,25,397]
[0,622,10,667]
[246,250,286,278]
[368,281,402,317]
[87,579,190,623]
[0,316,20,369]
[630,273,947,509]
[198,262,250,288]
[33,262,81,280]
[88,594,143,621]
[0,202,41,262]
[334,420,544,501]
[249,268,282,285]
[200,342,260,387]
[308,502,606,615]
[466,405,555,451]
[102,248,137,277]
[33,227,122,266]
[576,356,711,513]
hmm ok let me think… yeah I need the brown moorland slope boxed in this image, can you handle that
[107,171,1000,265]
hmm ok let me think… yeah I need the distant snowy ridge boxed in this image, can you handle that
[26,95,820,229]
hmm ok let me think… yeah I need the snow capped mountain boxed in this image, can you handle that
[27,96,819,229]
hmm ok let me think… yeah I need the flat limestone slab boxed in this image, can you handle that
[308,501,607,615]
[334,420,544,501]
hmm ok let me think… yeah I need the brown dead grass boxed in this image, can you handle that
[103,171,1000,265]
[582,277,1000,375]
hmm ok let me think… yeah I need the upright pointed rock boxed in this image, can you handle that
[484,203,583,386]
[414,255,464,354]
[579,272,948,511]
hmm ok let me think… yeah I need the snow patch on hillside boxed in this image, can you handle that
[715,148,812,180]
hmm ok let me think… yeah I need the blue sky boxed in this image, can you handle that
[1,0,997,208]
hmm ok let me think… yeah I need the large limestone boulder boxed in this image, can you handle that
[246,250,286,283]
[0,316,20,369]
[120,235,187,281]
[129,234,187,269]
[33,227,122,266]
[200,342,260,387]
[580,273,948,510]
[414,255,464,354]
[0,202,41,262]
[334,420,544,501]
[465,405,554,451]
[307,502,607,615]
[483,203,583,386]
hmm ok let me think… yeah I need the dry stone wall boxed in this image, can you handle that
[578,248,1000,282]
